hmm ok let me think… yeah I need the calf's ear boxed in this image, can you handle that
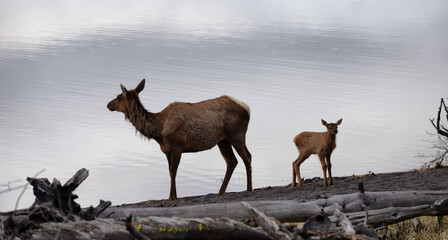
[321,119,327,126]
[336,118,343,125]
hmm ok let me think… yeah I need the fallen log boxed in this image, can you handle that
[100,191,448,228]
[19,205,377,240]
[18,216,273,240]
[339,198,448,227]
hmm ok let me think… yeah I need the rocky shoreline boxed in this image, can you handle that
[119,167,448,208]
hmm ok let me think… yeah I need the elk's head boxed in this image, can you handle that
[322,118,343,135]
[107,79,146,117]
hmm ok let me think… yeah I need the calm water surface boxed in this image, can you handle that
[1,0,448,211]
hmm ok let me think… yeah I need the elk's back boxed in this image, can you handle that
[161,96,250,152]
[294,131,326,154]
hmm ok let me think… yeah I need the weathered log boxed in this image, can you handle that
[1,169,111,238]
[2,169,109,220]
[241,202,376,240]
[242,201,295,240]
[352,204,379,238]
[302,215,331,234]
[100,191,448,228]
[338,198,448,227]
[19,216,274,240]
[25,168,89,220]
[333,204,355,235]
[80,200,112,221]
[18,215,379,240]
[125,215,152,240]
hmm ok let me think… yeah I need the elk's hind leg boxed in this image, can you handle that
[292,161,297,187]
[217,140,239,196]
[229,137,253,192]
[293,152,310,187]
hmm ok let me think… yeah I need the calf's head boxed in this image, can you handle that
[321,118,343,135]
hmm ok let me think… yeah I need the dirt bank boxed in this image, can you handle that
[120,167,448,208]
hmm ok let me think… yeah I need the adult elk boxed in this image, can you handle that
[292,119,343,188]
[107,79,253,200]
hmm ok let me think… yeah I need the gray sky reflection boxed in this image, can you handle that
[1,0,448,211]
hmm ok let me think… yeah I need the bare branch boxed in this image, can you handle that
[0,184,27,195]
[14,169,45,212]
[442,98,448,114]
[422,129,448,169]
[431,98,448,138]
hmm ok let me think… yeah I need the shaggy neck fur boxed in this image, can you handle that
[125,97,162,141]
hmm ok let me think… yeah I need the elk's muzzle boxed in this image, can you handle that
[107,100,116,111]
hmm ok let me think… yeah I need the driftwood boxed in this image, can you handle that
[1,169,111,238]
[20,203,379,240]
[244,201,379,240]
[18,216,273,240]
[242,201,294,240]
[5,168,110,221]
[3,168,448,239]
[101,191,448,228]
[125,215,152,240]
[333,204,355,235]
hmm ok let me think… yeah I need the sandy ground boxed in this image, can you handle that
[120,167,448,208]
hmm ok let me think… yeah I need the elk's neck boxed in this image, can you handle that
[325,133,337,148]
[126,99,162,141]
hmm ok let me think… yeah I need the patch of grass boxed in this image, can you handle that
[378,216,448,240]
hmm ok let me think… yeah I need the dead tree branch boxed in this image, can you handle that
[430,98,448,138]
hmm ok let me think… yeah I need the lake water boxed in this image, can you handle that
[1,0,447,211]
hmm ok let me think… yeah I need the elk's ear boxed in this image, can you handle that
[136,79,146,93]
[321,119,327,126]
[336,118,343,125]
[120,84,128,97]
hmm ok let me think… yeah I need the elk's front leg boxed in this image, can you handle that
[166,150,182,201]
[319,154,328,187]
[326,154,333,186]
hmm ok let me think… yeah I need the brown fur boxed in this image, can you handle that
[292,119,343,188]
[107,79,253,200]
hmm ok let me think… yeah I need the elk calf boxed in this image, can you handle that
[107,79,253,200]
[292,119,343,188]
